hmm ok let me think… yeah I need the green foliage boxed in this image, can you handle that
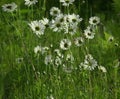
[0,0,120,99]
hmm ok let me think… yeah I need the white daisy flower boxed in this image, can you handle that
[50,7,61,16]
[74,37,84,47]
[2,2,17,12]
[68,24,77,35]
[55,56,62,66]
[25,0,38,6]
[50,19,63,32]
[34,45,42,54]
[34,46,49,54]
[60,39,71,50]
[108,36,114,42]
[55,14,66,23]
[40,18,49,28]
[54,49,63,58]
[68,14,82,24]
[89,16,100,26]
[44,55,53,65]
[80,54,98,70]
[29,20,45,37]
[66,53,74,63]
[47,95,54,99]
[60,0,75,6]
[98,66,107,73]
[84,29,95,39]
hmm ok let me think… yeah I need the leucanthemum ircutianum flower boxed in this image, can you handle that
[50,7,61,16]
[60,0,75,6]
[66,53,74,63]
[25,0,38,6]
[2,2,17,12]
[34,45,49,55]
[79,54,98,70]
[61,14,82,35]
[98,66,107,73]
[74,37,84,47]
[89,16,100,26]
[60,39,71,50]
[29,20,45,37]
[50,19,63,32]
[40,18,50,28]
[68,14,82,25]
[84,28,95,39]
[44,55,53,65]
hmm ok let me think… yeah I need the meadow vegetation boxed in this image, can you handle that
[0,0,120,99]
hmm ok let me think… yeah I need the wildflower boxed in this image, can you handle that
[44,55,53,65]
[89,16,100,26]
[60,0,75,6]
[55,56,62,66]
[29,20,45,37]
[47,95,54,99]
[84,29,95,39]
[60,39,71,50]
[41,47,49,54]
[50,7,61,16]
[25,0,38,6]
[40,18,49,28]
[74,37,84,47]
[54,49,63,58]
[2,2,17,12]
[65,23,77,35]
[34,45,42,54]
[50,19,63,32]
[55,14,65,23]
[66,53,74,63]
[108,36,114,42]
[98,66,107,73]
[79,54,98,70]
[68,14,82,24]
[34,46,49,54]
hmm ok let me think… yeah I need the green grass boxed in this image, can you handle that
[0,0,120,99]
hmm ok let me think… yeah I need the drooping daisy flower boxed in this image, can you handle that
[40,18,49,28]
[66,53,74,63]
[84,29,95,39]
[50,7,61,16]
[89,16,100,26]
[29,20,45,37]
[44,55,53,65]
[54,49,63,58]
[34,45,42,54]
[54,56,62,66]
[108,36,114,42]
[60,39,71,50]
[60,0,75,6]
[74,37,84,47]
[2,2,17,12]
[25,0,38,6]
[98,66,107,73]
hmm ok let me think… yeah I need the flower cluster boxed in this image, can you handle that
[1,0,106,74]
